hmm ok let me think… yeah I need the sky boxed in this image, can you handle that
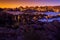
[0,0,60,8]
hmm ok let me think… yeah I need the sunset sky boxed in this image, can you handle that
[0,0,60,8]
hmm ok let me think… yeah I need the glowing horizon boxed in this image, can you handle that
[0,0,60,8]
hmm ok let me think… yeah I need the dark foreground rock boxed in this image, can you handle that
[0,20,60,40]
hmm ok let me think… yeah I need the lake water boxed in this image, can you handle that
[44,12,60,16]
[38,18,60,22]
[6,11,60,22]
[38,12,60,22]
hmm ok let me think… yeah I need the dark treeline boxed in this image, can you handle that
[0,6,60,12]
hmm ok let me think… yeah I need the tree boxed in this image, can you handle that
[0,8,4,12]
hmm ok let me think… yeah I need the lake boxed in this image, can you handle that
[6,11,60,22]
[38,12,60,22]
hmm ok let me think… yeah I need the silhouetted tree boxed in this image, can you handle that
[0,8,4,12]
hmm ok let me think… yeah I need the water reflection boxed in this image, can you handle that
[44,12,60,16]
[6,11,60,22]
[38,17,60,22]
